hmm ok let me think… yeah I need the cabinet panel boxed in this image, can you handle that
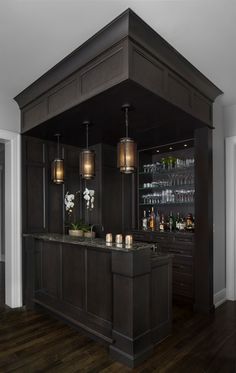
[192,92,211,124]
[62,244,85,309]
[172,256,193,275]
[23,99,47,132]
[41,242,59,298]
[26,165,46,232]
[168,73,191,112]
[173,281,193,298]
[80,46,124,96]
[25,140,45,163]
[87,249,112,321]
[132,47,165,97]
[22,137,81,235]
[151,262,172,327]
[48,78,77,115]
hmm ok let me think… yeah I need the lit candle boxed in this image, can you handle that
[125,235,133,246]
[106,233,113,243]
[115,234,123,244]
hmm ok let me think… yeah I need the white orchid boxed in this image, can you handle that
[64,191,78,214]
[83,188,95,210]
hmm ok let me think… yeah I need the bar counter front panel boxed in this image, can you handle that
[24,234,172,368]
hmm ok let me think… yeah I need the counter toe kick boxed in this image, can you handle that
[23,233,172,368]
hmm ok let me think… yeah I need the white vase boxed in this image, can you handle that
[69,229,84,237]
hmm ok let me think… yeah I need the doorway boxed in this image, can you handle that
[0,130,21,308]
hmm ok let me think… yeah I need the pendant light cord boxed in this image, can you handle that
[125,107,129,137]
[56,134,60,158]
[86,124,89,149]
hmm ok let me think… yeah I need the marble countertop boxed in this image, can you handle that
[23,233,155,252]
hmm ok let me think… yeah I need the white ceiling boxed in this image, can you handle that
[0,0,235,107]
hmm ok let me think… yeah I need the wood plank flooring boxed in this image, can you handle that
[0,301,235,372]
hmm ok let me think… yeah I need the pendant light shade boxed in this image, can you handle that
[80,121,95,180]
[117,137,137,174]
[117,104,137,174]
[52,134,64,184]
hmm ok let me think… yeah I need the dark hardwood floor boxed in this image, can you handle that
[0,301,235,372]
[0,262,5,306]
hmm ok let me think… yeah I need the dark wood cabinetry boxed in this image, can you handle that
[22,135,81,235]
[24,234,172,367]
[22,137,47,233]
[132,230,194,302]
[17,7,222,326]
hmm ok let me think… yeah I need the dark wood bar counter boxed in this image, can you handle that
[23,234,172,367]
[15,7,223,370]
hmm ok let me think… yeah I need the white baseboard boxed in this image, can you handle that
[214,288,227,308]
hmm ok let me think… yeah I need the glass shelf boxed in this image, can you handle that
[139,184,195,191]
[139,165,194,176]
[140,201,194,206]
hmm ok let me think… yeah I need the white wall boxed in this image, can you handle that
[224,104,236,138]
[213,97,226,304]
[0,90,20,133]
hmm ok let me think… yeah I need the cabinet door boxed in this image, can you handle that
[159,243,194,300]
[41,241,60,298]
[22,136,47,233]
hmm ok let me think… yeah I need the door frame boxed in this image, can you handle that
[225,135,236,300]
[0,130,21,307]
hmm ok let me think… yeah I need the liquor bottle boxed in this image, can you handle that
[147,210,151,229]
[142,210,148,231]
[159,214,165,232]
[179,216,186,231]
[155,209,160,231]
[169,211,175,232]
[186,213,194,231]
[149,207,156,231]
[176,213,180,231]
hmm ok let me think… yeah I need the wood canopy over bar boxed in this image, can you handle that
[16,7,222,359]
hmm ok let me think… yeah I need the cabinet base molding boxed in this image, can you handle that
[109,344,153,368]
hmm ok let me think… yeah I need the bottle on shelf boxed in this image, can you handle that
[186,213,194,232]
[175,212,180,231]
[149,207,156,231]
[142,210,148,231]
[169,211,175,232]
[159,214,165,232]
[179,216,186,231]
[155,209,160,231]
[147,209,151,229]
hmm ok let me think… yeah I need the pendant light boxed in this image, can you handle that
[117,104,137,174]
[51,134,64,184]
[80,121,95,180]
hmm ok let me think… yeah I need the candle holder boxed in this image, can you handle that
[106,233,113,244]
[115,243,123,248]
[115,234,123,244]
[125,234,133,246]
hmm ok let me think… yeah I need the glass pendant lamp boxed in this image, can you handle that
[51,134,64,184]
[80,121,95,180]
[117,104,137,174]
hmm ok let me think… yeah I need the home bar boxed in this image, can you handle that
[15,9,222,368]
